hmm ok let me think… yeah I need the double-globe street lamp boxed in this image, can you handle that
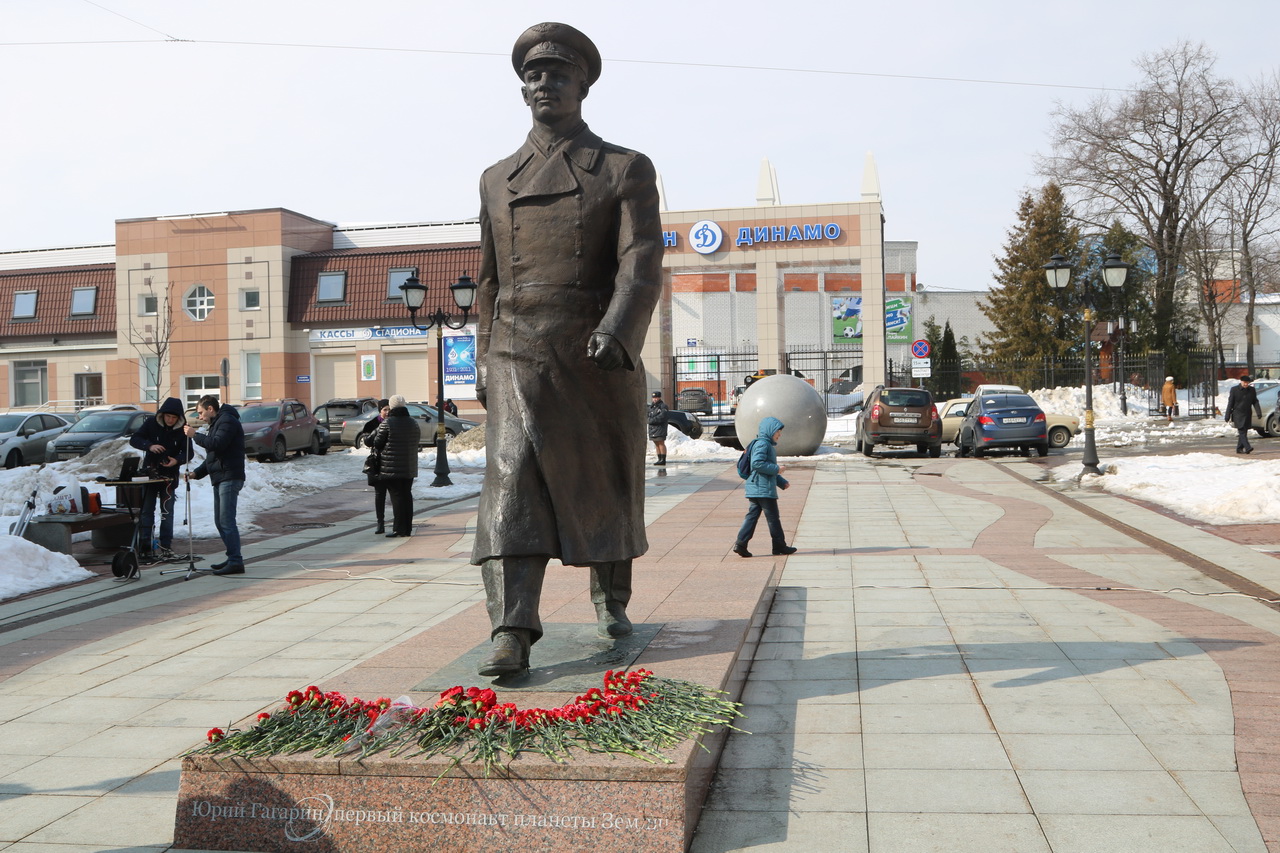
[400,273,477,487]
[1043,252,1130,476]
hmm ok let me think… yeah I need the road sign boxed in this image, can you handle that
[911,339,931,359]
[912,366,932,378]
[912,357,931,369]
[296,375,311,383]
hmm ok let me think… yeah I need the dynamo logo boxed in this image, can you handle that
[689,220,723,255]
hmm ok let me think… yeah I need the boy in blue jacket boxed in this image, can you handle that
[733,416,797,558]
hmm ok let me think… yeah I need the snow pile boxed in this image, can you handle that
[1050,452,1280,525]
[0,535,94,599]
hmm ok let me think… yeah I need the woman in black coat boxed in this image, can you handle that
[1225,375,1262,454]
[361,399,390,533]
[369,394,422,537]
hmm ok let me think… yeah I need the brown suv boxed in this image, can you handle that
[856,386,942,458]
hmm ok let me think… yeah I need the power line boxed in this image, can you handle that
[0,34,1134,96]
[79,0,182,41]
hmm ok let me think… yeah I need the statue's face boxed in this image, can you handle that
[521,60,588,124]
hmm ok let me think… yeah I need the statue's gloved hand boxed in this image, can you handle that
[587,332,624,371]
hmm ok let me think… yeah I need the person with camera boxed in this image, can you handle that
[128,396,187,562]
[360,399,391,534]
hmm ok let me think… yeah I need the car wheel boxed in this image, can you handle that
[316,435,329,455]
[928,443,941,459]
[1036,442,1050,457]
[1268,412,1280,437]
[271,436,288,463]
[973,442,986,459]
[861,434,874,457]
[308,433,321,456]
[4,449,21,469]
[956,435,969,457]
[916,443,927,456]
[354,433,366,450]
[1048,425,1071,448]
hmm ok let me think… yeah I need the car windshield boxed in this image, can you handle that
[882,389,930,407]
[241,406,280,423]
[68,413,133,433]
[0,414,27,432]
[981,394,1037,409]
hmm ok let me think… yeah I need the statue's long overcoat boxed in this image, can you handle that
[471,124,664,567]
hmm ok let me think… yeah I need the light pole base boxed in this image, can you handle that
[430,436,452,487]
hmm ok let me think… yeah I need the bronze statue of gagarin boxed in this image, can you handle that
[471,22,664,676]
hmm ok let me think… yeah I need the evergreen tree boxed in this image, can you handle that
[938,321,962,399]
[980,183,1082,367]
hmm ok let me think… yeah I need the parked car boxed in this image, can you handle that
[342,403,479,448]
[727,385,747,414]
[0,412,73,468]
[940,397,1080,449]
[825,380,864,415]
[46,410,150,461]
[664,409,703,439]
[313,397,381,445]
[855,386,942,457]
[676,387,715,415]
[956,392,1049,458]
[239,399,331,462]
[1247,383,1280,435]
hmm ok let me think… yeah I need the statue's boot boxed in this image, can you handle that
[477,628,531,677]
[590,560,633,639]
[478,557,546,676]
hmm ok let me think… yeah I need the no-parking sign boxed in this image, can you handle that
[911,339,931,359]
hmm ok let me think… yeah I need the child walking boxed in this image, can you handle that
[733,416,797,558]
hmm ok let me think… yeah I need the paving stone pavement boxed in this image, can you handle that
[3,454,1280,852]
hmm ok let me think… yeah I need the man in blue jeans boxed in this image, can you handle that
[184,395,246,575]
[733,415,798,558]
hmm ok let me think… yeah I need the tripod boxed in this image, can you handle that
[161,433,209,581]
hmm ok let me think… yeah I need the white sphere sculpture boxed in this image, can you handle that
[734,374,827,456]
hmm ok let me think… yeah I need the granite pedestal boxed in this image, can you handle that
[174,559,780,852]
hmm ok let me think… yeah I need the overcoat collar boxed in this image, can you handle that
[506,123,602,201]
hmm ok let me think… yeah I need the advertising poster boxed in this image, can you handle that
[831,296,913,344]
[360,354,377,381]
[443,329,477,399]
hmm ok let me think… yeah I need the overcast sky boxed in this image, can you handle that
[2,1,1277,292]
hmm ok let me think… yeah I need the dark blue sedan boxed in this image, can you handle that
[956,393,1049,458]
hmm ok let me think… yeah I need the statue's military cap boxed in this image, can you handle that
[512,22,601,86]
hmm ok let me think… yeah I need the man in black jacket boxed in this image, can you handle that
[128,396,187,561]
[1225,375,1262,454]
[184,396,247,574]
[370,394,421,538]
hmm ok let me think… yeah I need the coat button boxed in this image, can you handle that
[575,250,583,258]
[512,255,521,262]
[513,224,520,230]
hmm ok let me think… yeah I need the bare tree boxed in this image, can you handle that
[1182,219,1238,378]
[1040,42,1253,350]
[126,282,175,403]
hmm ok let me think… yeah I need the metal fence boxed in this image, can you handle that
[673,347,1220,418]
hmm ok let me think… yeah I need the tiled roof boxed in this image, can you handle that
[0,264,117,338]
[288,243,482,325]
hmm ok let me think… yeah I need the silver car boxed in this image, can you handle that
[342,403,478,448]
[0,412,73,468]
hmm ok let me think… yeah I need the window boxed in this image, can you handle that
[184,285,215,321]
[317,271,346,302]
[138,293,158,316]
[184,375,220,409]
[387,267,417,300]
[141,356,160,403]
[70,287,97,316]
[240,289,261,311]
[13,360,48,407]
[243,352,262,400]
[12,291,36,320]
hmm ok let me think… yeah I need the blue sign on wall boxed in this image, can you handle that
[444,335,476,386]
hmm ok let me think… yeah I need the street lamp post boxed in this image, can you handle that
[1044,252,1129,476]
[400,273,477,487]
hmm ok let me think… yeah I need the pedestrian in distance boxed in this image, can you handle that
[1225,375,1262,455]
[184,395,246,575]
[369,394,420,538]
[733,415,797,558]
[360,399,391,534]
[1161,376,1178,425]
[443,399,458,416]
[128,396,187,562]
[648,391,669,466]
